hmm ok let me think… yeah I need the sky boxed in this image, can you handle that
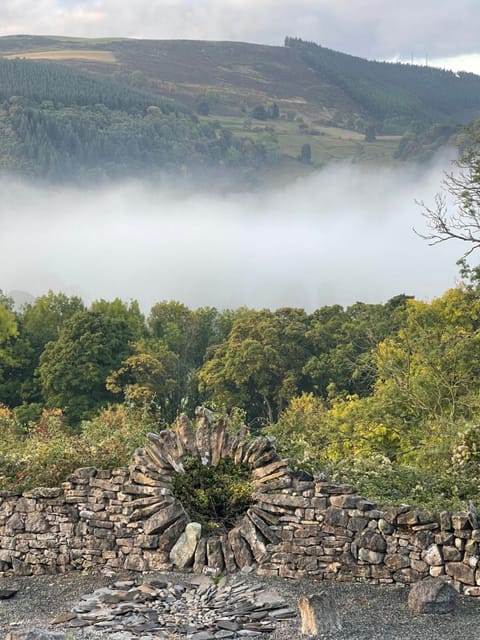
[1,0,480,74]
[0,158,463,311]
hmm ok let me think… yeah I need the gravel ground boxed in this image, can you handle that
[1,570,480,639]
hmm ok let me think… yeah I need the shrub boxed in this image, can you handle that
[172,457,253,533]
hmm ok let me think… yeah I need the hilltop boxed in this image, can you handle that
[0,34,478,182]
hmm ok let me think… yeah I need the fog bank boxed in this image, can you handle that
[0,160,463,311]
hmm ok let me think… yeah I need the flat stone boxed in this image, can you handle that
[144,502,186,535]
[50,613,77,624]
[0,589,18,599]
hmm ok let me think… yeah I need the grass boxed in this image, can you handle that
[4,50,117,63]
[202,114,401,166]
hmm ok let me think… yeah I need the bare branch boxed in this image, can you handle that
[415,140,480,258]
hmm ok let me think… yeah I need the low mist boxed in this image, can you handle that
[0,157,463,312]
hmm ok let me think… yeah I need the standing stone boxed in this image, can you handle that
[298,593,342,636]
[195,408,213,465]
[170,522,202,569]
[408,578,457,613]
[211,418,227,467]
[206,536,225,574]
[193,537,208,573]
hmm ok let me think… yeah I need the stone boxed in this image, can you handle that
[445,561,475,585]
[49,576,295,638]
[297,593,342,636]
[382,505,411,524]
[157,514,189,552]
[195,408,214,464]
[170,522,202,569]
[422,544,443,566]
[378,518,395,535]
[50,613,77,625]
[22,488,61,499]
[228,528,254,569]
[247,510,281,544]
[153,429,184,472]
[330,494,376,510]
[144,502,186,535]
[207,536,225,573]
[408,577,457,614]
[220,534,237,574]
[211,418,227,467]
[12,558,33,576]
[193,537,208,573]
[393,568,423,584]
[0,588,18,599]
[6,513,25,533]
[358,548,384,564]
[451,512,472,530]
[323,506,349,528]
[356,529,387,553]
[239,518,267,563]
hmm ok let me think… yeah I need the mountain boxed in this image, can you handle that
[0,34,479,182]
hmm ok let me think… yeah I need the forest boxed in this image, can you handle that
[285,37,480,132]
[2,276,480,512]
[0,58,274,181]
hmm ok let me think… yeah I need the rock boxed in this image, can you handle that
[384,554,410,571]
[144,502,186,535]
[422,544,443,566]
[358,549,384,564]
[445,561,475,585]
[0,588,18,599]
[170,522,202,569]
[207,536,225,573]
[25,512,48,533]
[12,558,33,576]
[297,593,342,636]
[228,528,254,569]
[356,529,387,553]
[408,578,457,614]
[50,613,77,625]
[43,576,294,638]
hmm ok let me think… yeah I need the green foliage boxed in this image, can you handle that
[0,58,278,182]
[0,303,17,365]
[0,404,154,491]
[3,281,480,511]
[299,143,311,163]
[38,309,135,424]
[172,457,253,533]
[327,455,479,512]
[198,308,311,424]
[286,37,480,131]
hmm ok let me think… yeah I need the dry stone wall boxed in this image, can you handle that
[1,408,480,596]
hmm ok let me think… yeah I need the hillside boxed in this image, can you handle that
[1,34,480,181]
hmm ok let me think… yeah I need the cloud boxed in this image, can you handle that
[0,1,479,65]
[0,156,462,313]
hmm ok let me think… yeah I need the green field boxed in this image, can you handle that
[202,114,401,166]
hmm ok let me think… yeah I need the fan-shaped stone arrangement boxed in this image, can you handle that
[51,575,296,639]
[128,407,292,575]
